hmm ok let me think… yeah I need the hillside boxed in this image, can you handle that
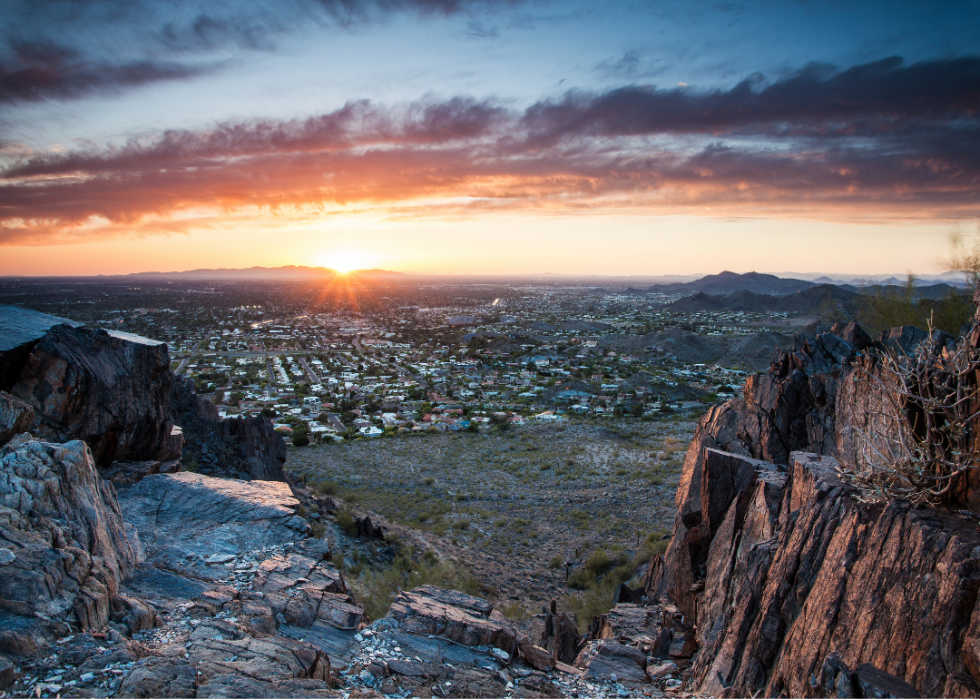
[648,271,816,295]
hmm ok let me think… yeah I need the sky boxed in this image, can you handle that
[1,0,978,277]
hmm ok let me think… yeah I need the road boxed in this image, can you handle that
[297,356,322,385]
[174,326,215,375]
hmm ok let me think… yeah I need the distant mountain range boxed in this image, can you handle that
[118,266,407,281]
[648,271,818,295]
[667,282,961,314]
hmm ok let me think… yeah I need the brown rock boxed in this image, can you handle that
[7,324,182,465]
[519,637,556,671]
[0,656,14,689]
[388,585,516,655]
[669,451,980,698]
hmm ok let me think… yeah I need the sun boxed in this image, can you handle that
[323,251,372,274]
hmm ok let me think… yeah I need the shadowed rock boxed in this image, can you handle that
[0,392,33,446]
[171,376,286,481]
[1,318,182,466]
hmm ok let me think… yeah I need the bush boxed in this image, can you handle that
[335,510,357,536]
[349,546,479,621]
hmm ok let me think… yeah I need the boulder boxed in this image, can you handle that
[388,585,517,654]
[171,376,286,481]
[584,642,649,683]
[519,637,556,671]
[0,436,137,634]
[4,323,182,466]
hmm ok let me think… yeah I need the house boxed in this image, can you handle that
[359,425,383,437]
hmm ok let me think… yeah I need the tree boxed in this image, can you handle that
[944,231,980,289]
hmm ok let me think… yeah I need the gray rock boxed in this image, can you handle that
[0,392,33,446]
[117,657,197,698]
[0,548,14,565]
[118,471,307,565]
[0,437,137,633]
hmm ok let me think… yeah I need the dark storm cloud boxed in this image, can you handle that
[2,56,978,244]
[0,0,521,105]
[0,39,210,103]
[522,57,980,142]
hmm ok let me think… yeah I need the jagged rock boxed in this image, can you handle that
[518,636,556,671]
[188,633,330,682]
[664,450,980,698]
[388,585,517,654]
[111,594,157,634]
[354,514,385,540]
[253,551,362,631]
[0,392,33,446]
[0,437,137,636]
[595,603,662,645]
[584,642,649,683]
[0,306,81,392]
[3,323,182,466]
[117,657,198,698]
[649,447,784,619]
[171,376,286,481]
[101,458,181,485]
[118,471,308,567]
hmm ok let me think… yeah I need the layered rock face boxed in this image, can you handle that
[171,375,286,481]
[650,448,980,697]
[644,313,980,697]
[5,323,182,467]
[0,435,138,637]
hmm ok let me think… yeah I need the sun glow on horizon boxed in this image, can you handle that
[321,250,376,274]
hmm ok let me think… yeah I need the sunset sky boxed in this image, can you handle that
[1,0,978,277]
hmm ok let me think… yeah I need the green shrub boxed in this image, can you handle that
[335,510,357,536]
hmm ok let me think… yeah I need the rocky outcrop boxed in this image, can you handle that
[171,375,286,481]
[640,304,980,697]
[0,306,81,392]
[0,391,33,445]
[388,585,518,655]
[0,435,138,639]
[2,321,182,467]
[118,471,308,569]
[647,446,980,697]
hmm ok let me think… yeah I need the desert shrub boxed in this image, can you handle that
[498,600,530,621]
[350,546,479,621]
[335,509,357,536]
[310,520,326,538]
[843,331,980,505]
[313,480,339,496]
